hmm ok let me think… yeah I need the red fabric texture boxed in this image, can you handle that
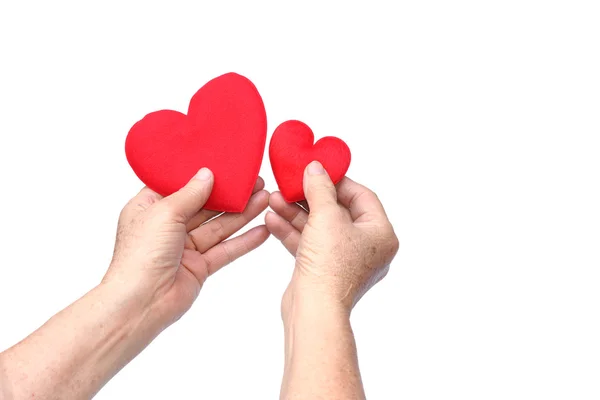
[125,72,267,212]
[269,120,351,203]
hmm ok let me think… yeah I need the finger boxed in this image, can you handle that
[163,168,214,223]
[136,186,164,204]
[265,211,301,255]
[186,176,265,232]
[190,190,269,252]
[303,161,338,212]
[269,191,308,232]
[180,248,209,284]
[296,200,309,212]
[336,177,387,222]
[202,225,270,275]
[254,176,266,192]
[186,210,224,233]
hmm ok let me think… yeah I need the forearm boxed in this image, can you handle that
[281,291,365,400]
[0,281,164,399]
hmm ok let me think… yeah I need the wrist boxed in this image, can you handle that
[281,279,351,327]
[95,279,167,335]
[1,280,167,399]
[76,281,169,382]
[281,280,361,397]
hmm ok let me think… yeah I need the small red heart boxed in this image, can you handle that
[125,73,267,213]
[269,120,351,203]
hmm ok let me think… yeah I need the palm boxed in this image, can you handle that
[156,181,270,318]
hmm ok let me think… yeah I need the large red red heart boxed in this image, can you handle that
[269,120,351,203]
[125,73,267,213]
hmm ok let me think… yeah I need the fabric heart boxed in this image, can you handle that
[269,120,351,202]
[125,73,267,212]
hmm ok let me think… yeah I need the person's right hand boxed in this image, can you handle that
[104,168,269,328]
[265,161,399,314]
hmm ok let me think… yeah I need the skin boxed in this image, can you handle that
[0,169,270,399]
[0,161,399,399]
[266,161,399,399]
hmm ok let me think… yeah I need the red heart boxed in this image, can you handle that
[125,73,267,213]
[269,120,351,203]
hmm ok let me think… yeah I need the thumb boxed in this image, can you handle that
[303,161,338,211]
[165,168,214,222]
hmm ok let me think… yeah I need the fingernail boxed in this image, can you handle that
[195,168,212,181]
[307,161,325,175]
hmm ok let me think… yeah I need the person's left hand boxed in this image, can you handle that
[103,168,270,327]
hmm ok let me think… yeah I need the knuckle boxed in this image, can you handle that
[221,242,234,266]
[390,235,400,254]
[312,187,334,199]
[380,224,399,252]
[118,206,130,223]
[323,179,336,190]
[209,219,226,240]
[182,185,206,200]
[368,190,382,205]
[311,179,335,194]
[119,199,141,221]
[382,221,396,236]
[311,174,334,186]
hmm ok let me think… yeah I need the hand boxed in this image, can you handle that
[265,161,399,314]
[0,169,269,400]
[103,168,270,326]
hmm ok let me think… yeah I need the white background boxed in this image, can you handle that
[1,1,599,399]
